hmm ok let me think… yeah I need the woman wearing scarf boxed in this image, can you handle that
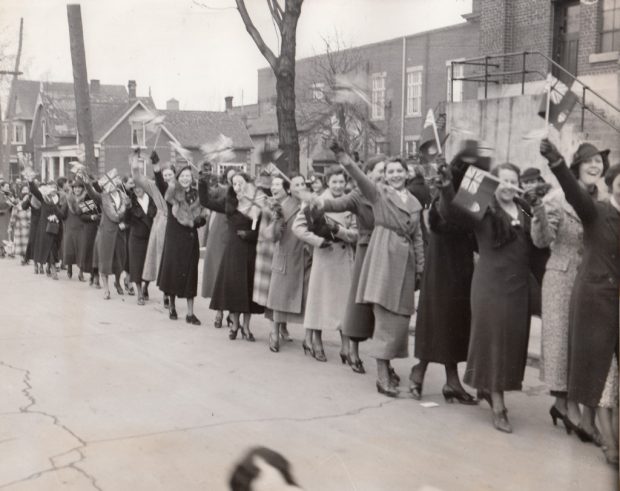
[540,139,619,466]
[157,165,206,325]
[199,171,265,341]
[332,147,424,397]
[201,168,234,328]
[131,151,174,305]
[25,177,64,280]
[74,176,100,287]
[8,184,31,264]
[61,180,88,280]
[263,174,309,352]
[315,157,385,373]
[124,181,157,305]
[438,162,534,433]
[81,172,129,299]
[292,165,358,362]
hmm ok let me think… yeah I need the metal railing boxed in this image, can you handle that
[450,50,620,133]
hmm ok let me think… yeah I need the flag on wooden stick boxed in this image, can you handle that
[537,74,579,130]
[452,166,501,221]
[419,108,446,157]
[97,168,122,193]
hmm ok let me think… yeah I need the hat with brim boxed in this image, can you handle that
[521,167,544,183]
[570,143,610,175]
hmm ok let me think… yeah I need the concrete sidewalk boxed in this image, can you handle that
[0,258,615,491]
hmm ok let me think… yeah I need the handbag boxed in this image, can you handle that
[46,221,60,235]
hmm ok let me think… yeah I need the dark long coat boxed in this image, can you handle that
[75,197,99,274]
[29,182,62,264]
[201,187,230,299]
[61,193,84,266]
[552,162,619,407]
[322,188,376,340]
[415,198,476,364]
[23,196,41,262]
[157,178,206,299]
[198,180,264,314]
[125,194,157,283]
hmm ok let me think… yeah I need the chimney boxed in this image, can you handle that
[128,80,137,99]
[90,79,100,93]
[166,98,179,111]
[224,96,233,111]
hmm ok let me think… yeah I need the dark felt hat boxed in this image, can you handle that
[521,167,543,182]
[570,143,610,175]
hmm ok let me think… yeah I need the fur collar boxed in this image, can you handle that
[165,183,202,227]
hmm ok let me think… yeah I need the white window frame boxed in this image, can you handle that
[371,72,386,121]
[11,122,26,144]
[406,66,423,117]
[446,59,465,103]
[311,82,325,101]
[404,136,419,156]
[131,122,146,148]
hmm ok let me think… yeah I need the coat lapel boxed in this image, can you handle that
[385,185,421,216]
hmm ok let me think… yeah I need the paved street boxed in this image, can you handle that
[0,258,616,491]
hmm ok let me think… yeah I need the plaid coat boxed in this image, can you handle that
[252,210,275,306]
[9,204,31,256]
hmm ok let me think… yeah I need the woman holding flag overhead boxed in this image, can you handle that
[157,165,207,325]
[438,160,534,433]
[331,144,424,396]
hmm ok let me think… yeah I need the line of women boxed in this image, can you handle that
[6,139,618,468]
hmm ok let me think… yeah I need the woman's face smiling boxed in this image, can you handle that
[385,161,406,190]
[578,154,604,187]
[327,173,345,197]
[178,169,193,189]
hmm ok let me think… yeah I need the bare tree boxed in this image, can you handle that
[299,35,381,159]
[235,0,303,173]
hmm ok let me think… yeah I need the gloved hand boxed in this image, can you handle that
[150,151,160,165]
[523,188,542,208]
[539,138,562,164]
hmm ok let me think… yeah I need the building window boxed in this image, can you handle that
[371,72,386,120]
[131,123,145,148]
[375,140,389,155]
[311,82,324,101]
[447,61,465,102]
[406,67,423,117]
[601,0,620,52]
[6,122,26,145]
[405,138,419,157]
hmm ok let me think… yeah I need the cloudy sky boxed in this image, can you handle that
[0,0,472,111]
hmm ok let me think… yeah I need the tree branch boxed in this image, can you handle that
[235,0,278,70]
[266,0,283,30]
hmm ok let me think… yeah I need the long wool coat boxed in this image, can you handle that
[23,196,41,262]
[415,197,475,364]
[75,195,99,274]
[266,196,311,323]
[86,183,128,276]
[8,201,30,256]
[293,190,358,332]
[125,193,157,283]
[199,180,264,314]
[29,182,63,265]
[201,209,230,299]
[136,173,168,282]
[61,192,85,266]
[253,208,276,307]
[552,162,619,407]
[322,188,376,340]
[531,190,582,393]
[157,180,205,299]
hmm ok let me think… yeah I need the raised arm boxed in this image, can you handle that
[198,177,226,213]
[334,151,378,203]
[28,180,43,202]
[321,191,359,214]
[83,179,102,206]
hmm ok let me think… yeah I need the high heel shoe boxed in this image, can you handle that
[169,308,178,320]
[213,311,223,329]
[186,314,201,326]
[442,385,478,405]
[347,355,365,374]
[549,406,571,434]
[376,380,399,398]
[229,328,239,340]
[493,409,512,433]
[124,277,135,296]
[114,282,124,295]
[339,353,348,365]
[564,419,596,444]
[241,329,255,342]
[302,341,313,356]
[269,333,279,353]
[408,369,423,400]
[313,347,327,362]
[279,327,292,342]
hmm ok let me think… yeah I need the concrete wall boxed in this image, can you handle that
[445,94,619,182]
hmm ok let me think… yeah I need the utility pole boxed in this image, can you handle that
[67,4,96,174]
[1,18,24,180]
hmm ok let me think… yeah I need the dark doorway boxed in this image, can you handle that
[553,1,580,82]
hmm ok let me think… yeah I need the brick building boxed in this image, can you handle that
[235,15,480,175]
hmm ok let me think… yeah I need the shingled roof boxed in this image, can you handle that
[161,110,253,149]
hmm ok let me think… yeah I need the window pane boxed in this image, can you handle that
[615,10,620,29]
[603,0,615,10]
[603,13,614,31]
[601,32,613,52]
